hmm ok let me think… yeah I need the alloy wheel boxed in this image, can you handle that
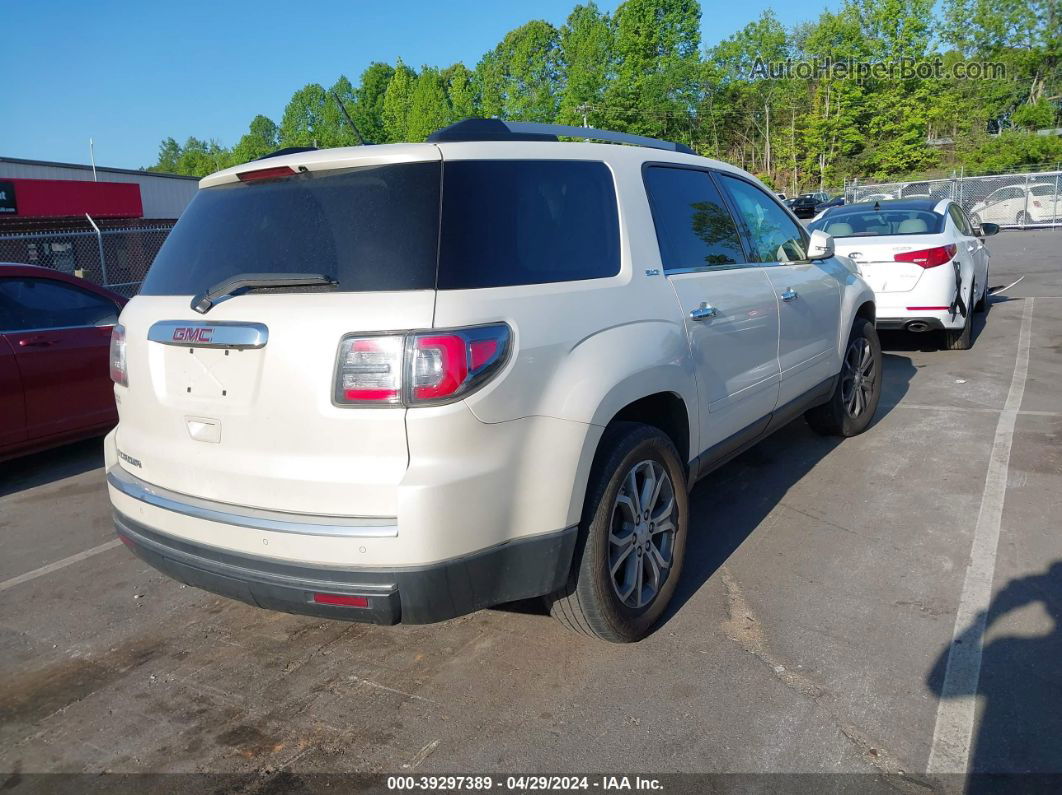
[841,337,875,418]
[607,460,677,609]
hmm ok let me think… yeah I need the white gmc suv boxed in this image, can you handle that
[106,120,880,642]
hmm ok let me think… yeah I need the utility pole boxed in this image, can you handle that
[89,138,98,181]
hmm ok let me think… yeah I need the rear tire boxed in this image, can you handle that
[943,284,974,350]
[805,318,882,437]
[547,422,688,643]
[975,271,989,313]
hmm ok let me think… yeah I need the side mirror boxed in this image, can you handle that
[978,222,1000,237]
[807,229,835,260]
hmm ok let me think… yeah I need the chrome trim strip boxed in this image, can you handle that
[147,320,268,349]
[107,466,398,538]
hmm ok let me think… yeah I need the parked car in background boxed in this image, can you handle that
[105,119,879,643]
[969,183,1062,227]
[791,192,832,218]
[815,195,845,213]
[809,199,998,350]
[0,264,127,461]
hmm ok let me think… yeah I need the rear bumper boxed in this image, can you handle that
[876,316,947,332]
[114,510,577,625]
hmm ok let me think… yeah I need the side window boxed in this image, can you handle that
[437,160,620,289]
[948,204,972,236]
[718,175,808,263]
[642,166,745,270]
[0,278,119,332]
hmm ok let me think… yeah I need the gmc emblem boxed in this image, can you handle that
[172,327,214,343]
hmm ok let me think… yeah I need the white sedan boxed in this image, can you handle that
[808,199,998,350]
[969,182,1062,227]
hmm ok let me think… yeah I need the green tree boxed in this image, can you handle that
[557,3,614,127]
[475,20,561,121]
[279,83,331,147]
[231,115,280,163]
[442,62,477,121]
[382,60,417,142]
[603,0,701,141]
[352,61,394,143]
[407,67,453,140]
[151,137,182,173]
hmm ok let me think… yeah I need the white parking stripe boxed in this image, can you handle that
[0,538,123,593]
[927,298,1034,774]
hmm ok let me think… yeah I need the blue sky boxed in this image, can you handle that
[2,0,837,170]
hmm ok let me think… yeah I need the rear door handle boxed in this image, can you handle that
[781,288,798,302]
[689,303,718,321]
[18,336,59,347]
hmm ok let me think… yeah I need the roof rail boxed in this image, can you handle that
[428,118,695,155]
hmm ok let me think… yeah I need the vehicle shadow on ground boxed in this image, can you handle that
[0,436,106,498]
[660,352,918,624]
[926,560,1062,780]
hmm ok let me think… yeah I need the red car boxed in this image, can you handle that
[0,263,127,461]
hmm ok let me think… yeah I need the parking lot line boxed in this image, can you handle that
[0,538,122,593]
[927,298,1035,775]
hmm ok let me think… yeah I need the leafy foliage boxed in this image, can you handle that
[147,0,1062,187]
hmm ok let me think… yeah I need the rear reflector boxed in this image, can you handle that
[894,243,957,268]
[312,593,370,608]
[236,165,296,182]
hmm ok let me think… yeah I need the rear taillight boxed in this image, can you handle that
[335,334,404,404]
[334,324,510,407]
[894,243,957,268]
[109,324,127,386]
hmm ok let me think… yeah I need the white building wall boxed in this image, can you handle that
[0,158,199,219]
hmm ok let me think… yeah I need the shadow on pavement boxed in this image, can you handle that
[927,561,1062,778]
[0,436,106,499]
[661,351,918,624]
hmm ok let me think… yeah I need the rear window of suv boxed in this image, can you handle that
[142,158,620,296]
[142,162,442,295]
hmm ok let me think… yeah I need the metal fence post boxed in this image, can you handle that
[1021,174,1030,229]
[85,213,109,286]
[1049,167,1057,229]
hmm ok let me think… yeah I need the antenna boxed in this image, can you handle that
[331,92,368,146]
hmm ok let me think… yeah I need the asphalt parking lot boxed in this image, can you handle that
[1,229,1060,787]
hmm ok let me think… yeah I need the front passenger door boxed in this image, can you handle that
[643,165,780,458]
[718,175,841,407]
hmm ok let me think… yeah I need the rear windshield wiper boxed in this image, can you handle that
[191,273,336,314]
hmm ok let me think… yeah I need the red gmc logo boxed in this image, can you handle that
[172,327,214,343]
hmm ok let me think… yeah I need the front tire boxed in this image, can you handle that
[805,318,882,437]
[975,271,990,313]
[547,422,689,643]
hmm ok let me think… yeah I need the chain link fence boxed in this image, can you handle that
[0,225,173,296]
[845,168,1062,230]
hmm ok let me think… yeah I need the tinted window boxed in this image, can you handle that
[719,176,808,262]
[808,208,944,237]
[0,278,118,331]
[438,160,619,289]
[643,167,745,270]
[949,204,973,236]
[142,162,441,295]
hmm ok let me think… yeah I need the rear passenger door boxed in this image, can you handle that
[718,175,841,407]
[0,334,25,452]
[643,165,780,458]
